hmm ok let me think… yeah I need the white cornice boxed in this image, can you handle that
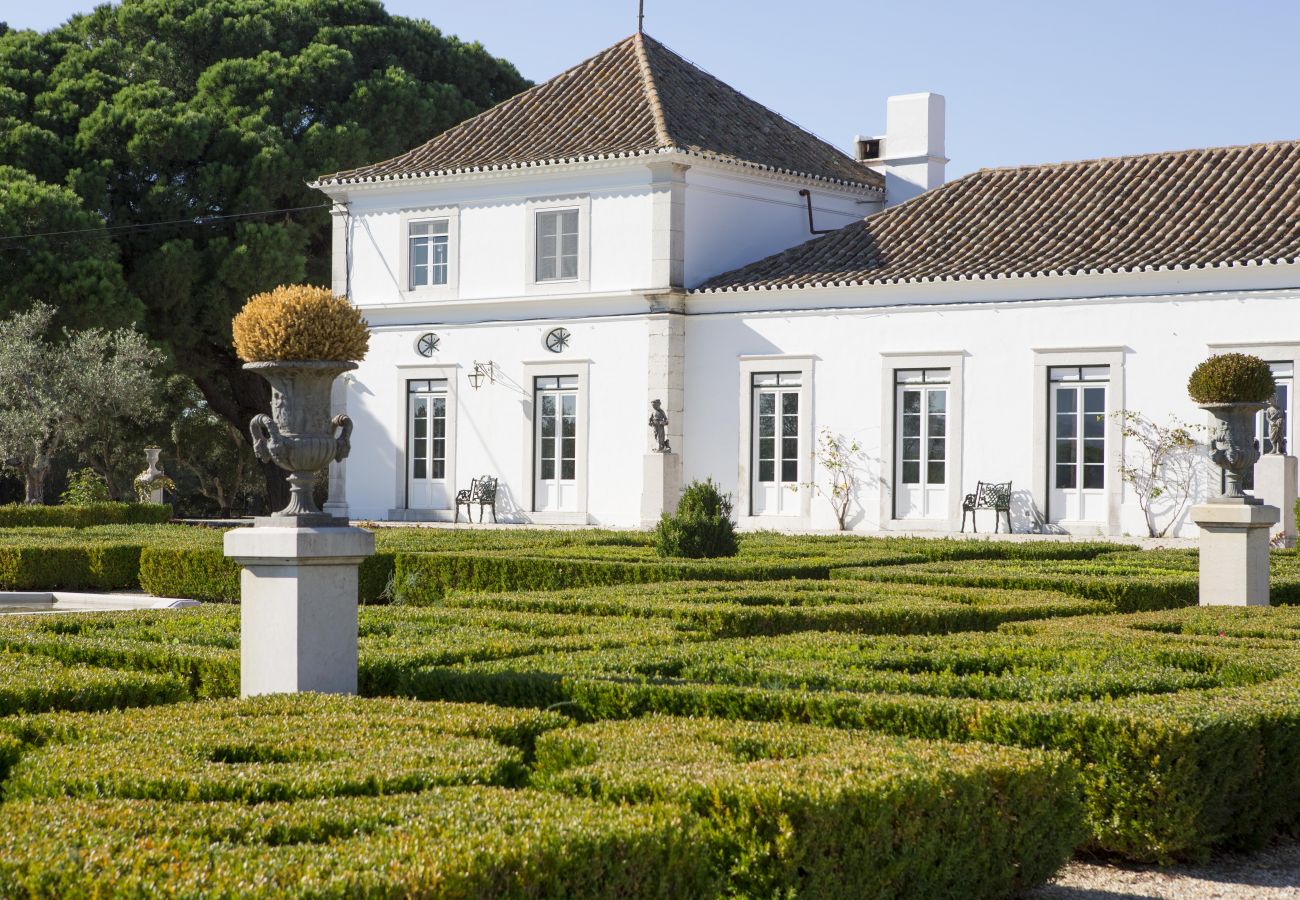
[312,148,882,201]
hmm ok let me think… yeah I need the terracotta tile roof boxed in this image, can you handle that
[695,140,1300,292]
[316,33,880,191]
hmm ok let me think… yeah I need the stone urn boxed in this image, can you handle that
[134,447,169,503]
[1202,401,1266,503]
[246,360,356,522]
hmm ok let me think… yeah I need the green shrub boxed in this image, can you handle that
[533,716,1081,899]
[1187,352,1276,403]
[59,468,111,505]
[138,547,240,601]
[0,790,711,897]
[0,650,186,716]
[391,552,829,602]
[443,579,1108,638]
[655,478,738,559]
[7,695,567,803]
[0,502,171,527]
[0,544,141,590]
[413,623,1300,862]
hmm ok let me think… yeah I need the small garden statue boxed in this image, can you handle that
[649,399,671,453]
[1265,397,1286,455]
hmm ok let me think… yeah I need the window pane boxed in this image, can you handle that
[541,414,555,439]
[758,437,774,461]
[1083,464,1105,489]
[758,393,775,415]
[557,376,579,389]
[414,457,426,480]
[781,459,797,483]
[902,391,921,415]
[561,459,575,480]
[541,437,555,463]
[895,369,923,384]
[1080,366,1109,381]
[562,437,575,461]
[781,392,799,415]
[782,436,797,460]
[902,437,920,461]
[1083,440,1105,464]
[1055,464,1076,489]
[924,368,951,384]
[538,212,558,240]
[902,461,920,483]
[902,413,920,439]
[431,459,444,480]
[927,414,946,439]
[409,222,431,236]
[1055,387,1077,413]
[753,373,779,387]
[430,219,448,235]
[927,459,946,485]
[541,459,554,480]
[758,414,775,438]
[927,437,945,463]
[1056,414,1076,441]
[1056,439,1076,464]
[1083,387,1105,415]
[561,210,579,233]
[781,414,798,438]
[562,393,577,416]
[759,460,775,482]
[1083,412,1105,439]
[927,390,946,414]
[777,373,801,387]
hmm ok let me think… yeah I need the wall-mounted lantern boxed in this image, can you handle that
[468,360,496,390]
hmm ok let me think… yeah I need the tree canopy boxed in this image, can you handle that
[0,0,529,501]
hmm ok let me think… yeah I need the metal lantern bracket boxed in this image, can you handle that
[468,360,497,390]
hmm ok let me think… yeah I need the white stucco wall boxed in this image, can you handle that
[344,311,650,525]
[682,274,1300,537]
[682,168,877,289]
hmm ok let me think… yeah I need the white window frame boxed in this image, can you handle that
[525,194,591,295]
[1031,347,1125,536]
[879,351,966,531]
[389,362,458,519]
[398,206,459,301]
[737,355,814,526]
[521,358,591,524]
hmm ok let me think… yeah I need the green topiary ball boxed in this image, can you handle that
[654,478,739,559]
[1187,353,1275,404]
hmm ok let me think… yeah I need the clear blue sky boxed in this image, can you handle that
[5,0,1298,176]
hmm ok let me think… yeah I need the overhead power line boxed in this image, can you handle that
[0,202,332,246]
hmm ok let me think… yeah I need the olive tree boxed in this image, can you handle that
[0,303,164,502]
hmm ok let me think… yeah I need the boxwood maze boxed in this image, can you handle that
[0,697,1075,899]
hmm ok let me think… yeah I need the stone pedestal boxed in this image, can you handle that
[641,452,682,527]
[1255,455,1297,549]
[1190,502,1280,606]
[224,525,375,697]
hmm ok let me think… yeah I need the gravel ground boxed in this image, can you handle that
[1028,841,1300,899]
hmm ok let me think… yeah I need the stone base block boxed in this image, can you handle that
[1255,455,1297,549]
[1190,503,1280,606]
[225,526,375,697]
[641,452,682,527]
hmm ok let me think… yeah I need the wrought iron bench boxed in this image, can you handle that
[455,476,498,524]
[961,481,1011,533]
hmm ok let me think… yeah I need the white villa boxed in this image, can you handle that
[312,32,1300,537]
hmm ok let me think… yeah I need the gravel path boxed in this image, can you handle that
[1028,841,1300,898]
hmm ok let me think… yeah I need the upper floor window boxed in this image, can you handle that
[535,209,579,282]
[408,219,449,289]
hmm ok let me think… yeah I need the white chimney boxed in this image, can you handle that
[855,93,947,207]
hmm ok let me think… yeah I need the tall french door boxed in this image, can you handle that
[1049,366,1107,524]
[894,368,949,519]
[407,379,449,509]
[534,375,579,512]
[751,372,801,516]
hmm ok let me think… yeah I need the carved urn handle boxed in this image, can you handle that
[331,414,353,462]
[249,414,281,464]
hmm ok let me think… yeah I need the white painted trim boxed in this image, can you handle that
[521,359,591,517]
[736,355,815,526]
[525,194,592,295]
[391,364,459,514]
[877,352,966,532]
[1031,347,1127,536]
[397,205,460,302]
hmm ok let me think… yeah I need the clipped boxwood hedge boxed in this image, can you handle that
[0,789,712,897]
[442,579,1108,637]
[532,715,1080,899]
[409,621,1300,862]
[0,650,186,717]
[0,502,170,528]
[8,695,567,803]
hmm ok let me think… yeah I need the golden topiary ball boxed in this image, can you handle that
[232,285,370,362]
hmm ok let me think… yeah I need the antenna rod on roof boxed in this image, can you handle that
[637,0,645,33]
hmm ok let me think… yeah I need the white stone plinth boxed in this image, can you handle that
[641,452,682,527]
[1190,502,1280,606]
[224,525,375,697]
[1255,455,1297,549]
